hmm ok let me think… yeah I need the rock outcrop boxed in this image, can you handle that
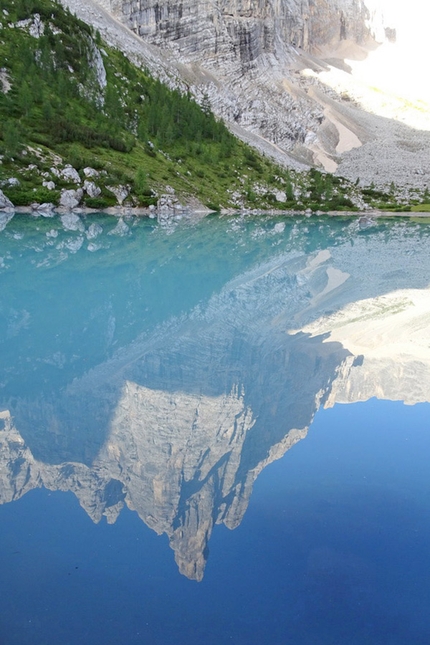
[0,189,14,210]
[59,188,84,209]
[116,0,372,60]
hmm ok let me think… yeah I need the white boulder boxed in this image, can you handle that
[60,188,83,209]
[83,167,99,178]
[106,185,129,205]
[61,165,81,184]
[84,180,101,198]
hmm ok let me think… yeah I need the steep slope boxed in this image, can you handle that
[0,0,314,210]
[66,0,430,194]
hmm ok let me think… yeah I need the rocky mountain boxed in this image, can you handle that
[62,0,430,193]
[2,0,317,212]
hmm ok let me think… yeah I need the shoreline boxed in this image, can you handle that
[1,206,429,219]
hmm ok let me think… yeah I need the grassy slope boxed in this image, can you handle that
[0,0,414,211]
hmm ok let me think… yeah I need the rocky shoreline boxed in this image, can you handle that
[1,197,428,222]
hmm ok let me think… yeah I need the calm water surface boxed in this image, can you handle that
[0,211,430,644]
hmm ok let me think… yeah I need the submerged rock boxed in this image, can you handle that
[60,212,85,232]
[86,222,103,239]
[108,218,130,236]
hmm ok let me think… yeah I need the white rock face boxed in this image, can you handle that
[61,165,81,184]
[0,68,11,94]
[88,39,107,89]
[133,0,371,55]
[28,13,44,37]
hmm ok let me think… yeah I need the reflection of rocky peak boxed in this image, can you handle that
[0,386,306,581]
[1,320,348,580]
[300,288,430,407]
[3,228,430,580]
[1,242,354,579]
[104,382,256,580]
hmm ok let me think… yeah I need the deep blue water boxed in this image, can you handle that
[1,212,430,644]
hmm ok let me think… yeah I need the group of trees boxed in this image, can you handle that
[139,80,232,151]
[0,0,239,163]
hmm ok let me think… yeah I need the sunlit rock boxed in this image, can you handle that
[63,0,430,189]
[61,165,82,184]
[60,189,84,210]
[84,180,101,198]
[106,185,129,205]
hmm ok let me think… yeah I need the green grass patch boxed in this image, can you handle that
[411,203,430,212]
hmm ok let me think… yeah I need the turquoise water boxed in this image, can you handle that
[0,211,430,643]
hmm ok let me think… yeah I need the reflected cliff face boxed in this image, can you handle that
[1,213,430,580]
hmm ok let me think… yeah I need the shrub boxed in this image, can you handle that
[84,196,111,209]
[136,195,157,207]
[206,202,220,211]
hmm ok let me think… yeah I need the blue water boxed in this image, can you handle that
[1,212,430,643]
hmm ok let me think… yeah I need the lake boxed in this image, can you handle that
[0,211,429,644]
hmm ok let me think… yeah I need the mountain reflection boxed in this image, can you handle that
[1,215,430,580]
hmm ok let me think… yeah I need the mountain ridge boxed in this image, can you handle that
[67,0,430,193]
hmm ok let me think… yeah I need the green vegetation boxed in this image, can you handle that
[0,0,415,211]
[411,204,430,212]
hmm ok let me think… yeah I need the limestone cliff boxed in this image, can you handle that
[115,0,372,61]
